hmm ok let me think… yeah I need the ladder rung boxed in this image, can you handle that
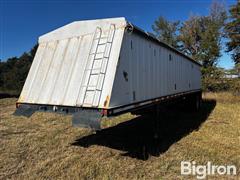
[85,89,102,92]
[81,85,96,88]
[85,68,101,71]
[98,42,107,45]
[94,57,104,60]
[89,52,104,56]
[98,41,113,45]
[94,56,109,60]
[97,41,112,46]
[90,73,100,75]
[91,72,105,75]
[84,71,105,75]
[87,72,105,76]
[86,89,96,92]
[89,54,110,59]
[93,37,107,41]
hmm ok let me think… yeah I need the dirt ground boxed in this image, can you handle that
[0,93,239,179]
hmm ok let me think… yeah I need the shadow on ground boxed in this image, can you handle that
[72,99,216,160]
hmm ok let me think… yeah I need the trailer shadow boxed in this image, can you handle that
[71,99,216,160]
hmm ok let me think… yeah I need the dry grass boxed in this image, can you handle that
[203,92,240,104]
[0,93,240,179]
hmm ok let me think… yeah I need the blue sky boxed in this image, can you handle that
[0,0,236,69]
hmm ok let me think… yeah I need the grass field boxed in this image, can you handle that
[0,93,239,179]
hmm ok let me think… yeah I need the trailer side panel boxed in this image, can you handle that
[109,31,201,108]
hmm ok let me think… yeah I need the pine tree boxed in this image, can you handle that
[225,1,240,65]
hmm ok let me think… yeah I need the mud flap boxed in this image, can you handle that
[72,110,102,130]
[13,104,38,117]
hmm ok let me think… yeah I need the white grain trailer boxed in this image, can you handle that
[15,17,202,129]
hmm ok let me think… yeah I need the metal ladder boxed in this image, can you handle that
[82,24,116,107]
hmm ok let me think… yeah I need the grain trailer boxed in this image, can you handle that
[15,17,202,129]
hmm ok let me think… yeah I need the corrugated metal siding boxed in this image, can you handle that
[109,32,201,107]
[18,17,200,110]
[18,18,126,108]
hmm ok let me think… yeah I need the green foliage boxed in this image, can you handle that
[225,1,240,65]
[152,16,180,48]
[178,15,202,58]
[153,2,227,70]
[153,1,228,92]
[202,66,240,94]
[0,44,38,94]
[202,66,226,92]
[179,1,227,68]
[229,78,240,95]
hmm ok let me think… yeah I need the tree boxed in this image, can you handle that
[225,1,240,65]
[152,1,226,70]
[179,1,227,69]
[152,16,180,48]
[233,63,240,76]
[0,44,38,93]
[29,44,38,61]
[178,15,202,59]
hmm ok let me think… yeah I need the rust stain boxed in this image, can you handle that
[104,95,110,108]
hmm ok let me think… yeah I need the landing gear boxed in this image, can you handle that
[193,93,202,111]
[186,92,202,111]
[154,104,160,139]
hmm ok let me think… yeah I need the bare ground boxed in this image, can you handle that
[0,93,240,179]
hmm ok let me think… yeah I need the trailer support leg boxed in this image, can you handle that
[154,104,160,139]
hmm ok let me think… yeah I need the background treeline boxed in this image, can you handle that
[152,1,239,94]
[0,1,239,96]
[0,45,38,95]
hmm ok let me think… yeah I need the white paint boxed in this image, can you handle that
[18,17,201,109]
[109,31,201,107]
[18,17,126,108]
[181,161,237,179]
